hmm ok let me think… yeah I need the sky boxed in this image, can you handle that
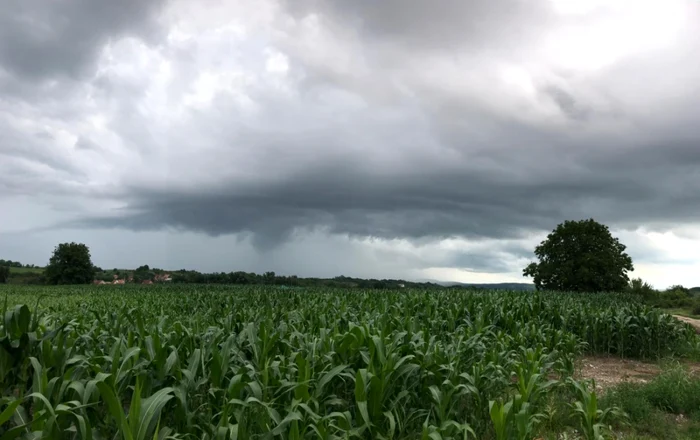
[1,0,700,289]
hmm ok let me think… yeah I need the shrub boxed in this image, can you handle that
[649,289,695,309]
[627,278,657,300]
[692,303,700,316]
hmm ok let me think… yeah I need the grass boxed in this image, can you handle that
[535,361,700,439]
[599,363,700,439]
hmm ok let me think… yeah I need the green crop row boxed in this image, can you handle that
[1,285,697,439]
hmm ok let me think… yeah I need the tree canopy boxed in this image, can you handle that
[523,219,634,292]
[45,242,96,285]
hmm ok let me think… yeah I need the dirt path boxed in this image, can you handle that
[575,315,700,392]
[577,356,661,392]
[673,314,700,333]
[578,355,700,393]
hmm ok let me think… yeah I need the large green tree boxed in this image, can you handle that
[523,219,634,292]
[45,242,96,285]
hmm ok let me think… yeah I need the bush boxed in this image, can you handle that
[692,303,700,316]
[627,277,657,299]
[649,289,695,309]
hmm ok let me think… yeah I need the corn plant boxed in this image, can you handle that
[0,285,695,439]
[567,378,626,440]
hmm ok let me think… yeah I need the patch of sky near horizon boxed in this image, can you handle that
[2,224,699,290]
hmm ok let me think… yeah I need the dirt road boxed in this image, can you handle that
[576,315,700,392]
[673,314,700,333]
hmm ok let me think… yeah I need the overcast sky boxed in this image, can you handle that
[1,0,699,288]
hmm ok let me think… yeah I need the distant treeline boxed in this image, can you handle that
[0,259,40,268]
[168,270,445,289]
[0,258,531,290]
[1,262,496,290]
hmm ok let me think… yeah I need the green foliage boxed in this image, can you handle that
[667,285,691,295]
[692,304,700,316]
[647,288,700,310]
[44,242,95,285]
[637,364,700,414]
[523,219,634,292]
[627,278,657,299]
[0,285,697,438]
[0,266,9,284]
[0,300,40,397]
[568,378,625,440]
[0,259,23,268]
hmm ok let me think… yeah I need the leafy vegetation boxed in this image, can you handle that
[0,260,27,268]
[600,363,700,439]
[44,243,95,285]
[523,219,634,292]
[1,285,697,439]
[626,278,700,318]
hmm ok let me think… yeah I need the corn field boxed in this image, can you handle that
[1,285,697,439]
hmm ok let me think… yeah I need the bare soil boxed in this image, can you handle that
[576,355,661,392]
[577,355,700,393]
[673,314,700,333]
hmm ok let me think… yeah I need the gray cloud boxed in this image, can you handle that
[0,0,166,81]
[541,85,591,121]
[69,127,700,250]
[286,0,554,52]
[2,0,700,281]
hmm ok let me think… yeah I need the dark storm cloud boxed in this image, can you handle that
[69,126,700,251]
[0,0,166,80]
[541,85,591,121]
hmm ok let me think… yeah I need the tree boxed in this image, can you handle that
[523,219,634,292]
[45,242,96,285]
[0,266,9,284]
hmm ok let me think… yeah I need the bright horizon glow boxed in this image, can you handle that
[423,265,697,291]
[547,0,687,70]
